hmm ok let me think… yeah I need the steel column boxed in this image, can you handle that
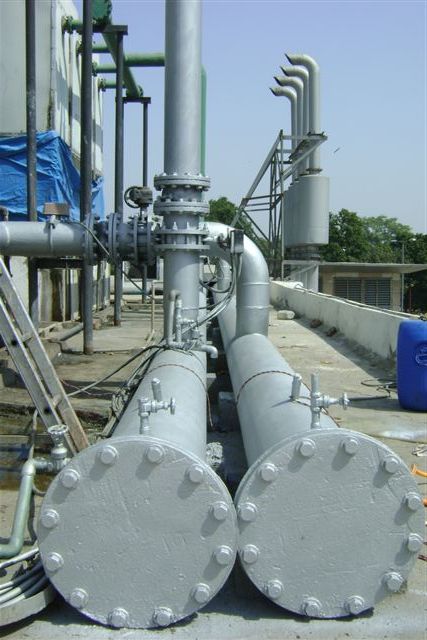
[25,0,38,328]
[80,0,94,355]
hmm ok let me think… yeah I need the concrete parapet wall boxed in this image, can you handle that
[271,281,417,360]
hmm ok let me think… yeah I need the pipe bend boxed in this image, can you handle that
[286,53,319,75]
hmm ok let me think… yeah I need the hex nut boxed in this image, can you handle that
[40,509,59,529]
[266,579,283,600]
[345,595,365,615]
[146,445,164,464]
[383,571,403,592]
[259,462,278,482]
[237,502,258,522]
[214,545,233,566]
[210,501,229,521]
[303,597,322,617]
[187,463,205,484]
[60,468,80,489]
[298,438,316,458]
[99,445,118,466]
[192,583,211,604]
[109,607,129,628]
[342,437,359,455]
[44,552,64,573]
[69,588,88,609]
[382,456,399,474]
[153,607,174,627]
[241,544,259,564]
[407,533,423,553]
[405,492,423,511]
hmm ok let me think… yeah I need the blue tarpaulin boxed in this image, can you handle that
[0,130,104,221]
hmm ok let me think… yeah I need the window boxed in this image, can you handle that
[333,277,391,308]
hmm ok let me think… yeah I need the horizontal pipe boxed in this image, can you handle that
[0,221,86,257]
[0,460,35,558]
[113,348,207,461]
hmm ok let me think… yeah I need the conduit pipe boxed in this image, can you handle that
[0,222,86,257]
[212,229,424,619]
[270,87,298,177]
[0,461,35,559]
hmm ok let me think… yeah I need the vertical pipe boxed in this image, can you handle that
[113,32,125,327]
[80,0,94,355]
[25,0,38,328]
[200,66,207,175]
[142,101,148,186]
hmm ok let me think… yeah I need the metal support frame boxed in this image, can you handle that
[25,0,38,328]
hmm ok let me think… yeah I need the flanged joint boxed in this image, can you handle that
[383,571,404,592]
[108,607,129,628]
[153,607,174,627]
[345,595,366,615]
[153,172,211,191]
[302,597,322,617]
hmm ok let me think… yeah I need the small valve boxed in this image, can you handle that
[310,373,350,429]
[138,378,176,433]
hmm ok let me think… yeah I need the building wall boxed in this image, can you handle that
[0,0,103,174]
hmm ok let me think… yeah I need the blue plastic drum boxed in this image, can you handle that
[397,320,427,411]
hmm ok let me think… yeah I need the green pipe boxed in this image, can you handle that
[0,461,35,559]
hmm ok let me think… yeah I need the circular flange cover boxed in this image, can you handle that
[235,428,424,619]
[37,436,237,628]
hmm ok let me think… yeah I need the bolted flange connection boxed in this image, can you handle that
[187,463,205,484]
[297,438,316,458]
[98,445,118,466]
[145,444,165,464]
[241,544,259,564]
[405,492,423,511]
[342,437,359,455]
[214,546,234,566]
[210,501,229,521]
[382,455,400,474]
[109,608,130,628]
[407,534,423,553]
[259,462,278,482]
[44,552,64,573]
[238,502,258,522]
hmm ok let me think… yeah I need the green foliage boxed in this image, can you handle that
[207,197,257,241]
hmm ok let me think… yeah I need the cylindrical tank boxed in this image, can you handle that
[397,320,427,410]
[290,174,329,246]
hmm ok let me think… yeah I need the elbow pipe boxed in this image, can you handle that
[270,87,297,152]
[273,77,304,153]
[0,460,35,559]
[204,222,270,340]
[285,54,321,171]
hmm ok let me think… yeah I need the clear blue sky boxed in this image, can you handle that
[89,0,426,233]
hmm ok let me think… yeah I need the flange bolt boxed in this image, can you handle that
[210,501,229,521]
[40,509,59,529]
[302,597,322,617]
[187,463,205,484]
[214,545,234,566]
[383,571,403,592]
[44,552,64,573]
[382,456,400,474]
[407,533,423,553]
[404,492,423,511]
[259,462,278,482]
[146,445,165,464]
[342,437,359,455]
[153,607,174,627]
[266,579,283,600]
[298,438,316,458]
[109,607,129,628]
[69,588,88,609]
[345,595,365,615]
[237,502,258,522]
[241,544,259,564]
[60,468,80,489]
[192,583,211,604]
[99,445,118,466]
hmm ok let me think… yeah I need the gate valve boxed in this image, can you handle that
[310,373,350,429]
[138,378,176,433]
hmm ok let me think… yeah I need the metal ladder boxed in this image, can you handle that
[0,258,88,453]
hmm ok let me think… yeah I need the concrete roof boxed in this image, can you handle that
[282,260,427,274]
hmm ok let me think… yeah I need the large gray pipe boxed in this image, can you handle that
[286,54,321,171]
[204,222,269,340]
[270,86,298,179]
[273,75,305,174]
[0,221,85,257]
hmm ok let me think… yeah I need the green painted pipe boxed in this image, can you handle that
[0,461,35,559]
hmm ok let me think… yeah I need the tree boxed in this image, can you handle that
[320,209,370,262]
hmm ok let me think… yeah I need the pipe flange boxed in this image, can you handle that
[37,435,237,629]
[154,173,210,192]
[156,227,208,236]
[235,428,424,618]
[153,200,210,217]
[107,213,120,263]
[155,243,208,253]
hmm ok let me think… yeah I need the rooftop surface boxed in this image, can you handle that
[1,304,426,639]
